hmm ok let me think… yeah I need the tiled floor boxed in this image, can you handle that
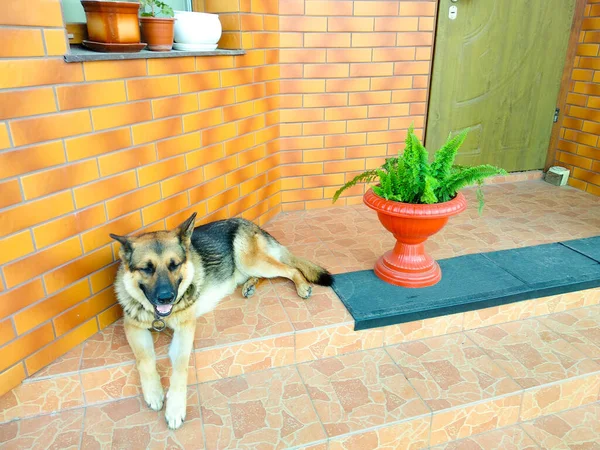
[3,309,600,448]
[431,402,600,450]
[273,180,600,274]
[1,347,600,449]
[4,400,600,450]
[2,180,600,449]
[199,367,326,449]
[466,319,600,389]
[539,305,600,366]
[297,349,430,437]
[385,333,521,410]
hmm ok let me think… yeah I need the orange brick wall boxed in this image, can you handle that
[555,0,600,195]
[278,0,436,210]
[0,0,437,395]
[0,0,281,395]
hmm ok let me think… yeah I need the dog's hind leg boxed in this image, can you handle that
[256,257,313,299]
[241,249,313,299]
[238,231,333,299]
[238,234,316,299]
[124,318,164,411]
[165,320,195,430]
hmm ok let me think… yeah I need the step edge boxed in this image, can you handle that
[5,358,600,427]
[20,299,600,385]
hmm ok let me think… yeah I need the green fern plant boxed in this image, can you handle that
[332,127,506,213]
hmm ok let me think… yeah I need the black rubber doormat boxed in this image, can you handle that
[331,236,600,331]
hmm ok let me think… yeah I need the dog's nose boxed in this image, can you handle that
[156,289,175,304]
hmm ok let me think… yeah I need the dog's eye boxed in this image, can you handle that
[139,265,154,275]
[169,261,181,271]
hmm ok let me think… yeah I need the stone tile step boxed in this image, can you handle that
[3,288,599,422]
[334,237,600,331]
[4,397,598,449]
[431,401,600,450]
[1,363,599,448]
[2,313,600,449]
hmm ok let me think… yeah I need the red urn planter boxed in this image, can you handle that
[363,188,467,288]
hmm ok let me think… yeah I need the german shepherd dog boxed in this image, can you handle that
[110,212,333,429]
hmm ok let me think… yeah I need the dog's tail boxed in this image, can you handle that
[283,251,334,287]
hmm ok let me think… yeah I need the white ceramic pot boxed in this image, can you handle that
[173,11,222,51]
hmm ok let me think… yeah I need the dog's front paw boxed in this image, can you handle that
[143,381,165,411]
[165,389,187,430]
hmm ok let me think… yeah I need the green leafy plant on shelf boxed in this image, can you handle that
[332,127,507,213]
[140,0,174,17]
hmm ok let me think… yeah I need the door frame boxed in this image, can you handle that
[544,0,588,170]
[423,0,587,171]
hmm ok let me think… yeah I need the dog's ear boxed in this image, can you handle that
[176,212,197,246]
[110,234,133,263]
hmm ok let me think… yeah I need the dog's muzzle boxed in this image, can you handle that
[153,287,176,317]
[151,292,175,331]
[150,284,194,332]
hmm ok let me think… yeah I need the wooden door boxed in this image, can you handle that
[426,0,576,172]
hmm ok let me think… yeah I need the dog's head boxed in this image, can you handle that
[110,213,197,318]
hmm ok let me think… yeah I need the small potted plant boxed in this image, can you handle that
[140,0,175,51]
[80,0,145,52]
[333,127,506,288]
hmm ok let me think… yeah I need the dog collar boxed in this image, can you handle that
[152,315,167,332]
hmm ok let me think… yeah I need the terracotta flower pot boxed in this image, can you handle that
[81,0,141,44]
[140,17,175,51]
[363,188,467,288]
